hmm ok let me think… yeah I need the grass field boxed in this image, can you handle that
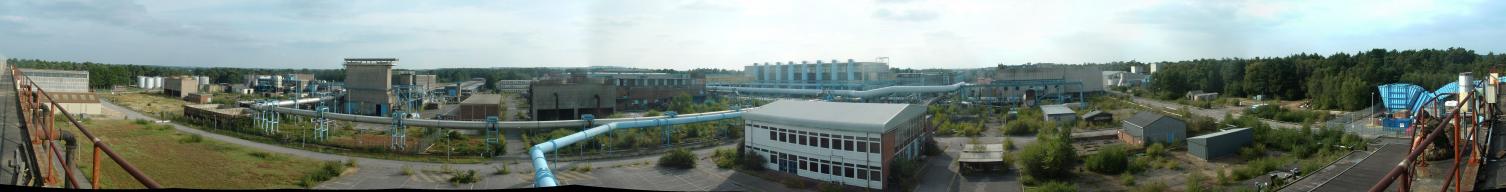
[100,92,186,118]
[63,119,327,189]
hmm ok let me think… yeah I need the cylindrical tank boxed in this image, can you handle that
[198,76,209,85]
[1461,72,1473,113]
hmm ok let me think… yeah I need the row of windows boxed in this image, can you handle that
[752,147,881,182]
[752,124,880,154]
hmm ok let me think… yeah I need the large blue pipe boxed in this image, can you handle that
[530,110,745,187]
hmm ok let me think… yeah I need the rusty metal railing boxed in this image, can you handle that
[11,67,160,189]
[1369,88,1489,192]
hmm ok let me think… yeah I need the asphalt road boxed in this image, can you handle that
[101,100,777,190]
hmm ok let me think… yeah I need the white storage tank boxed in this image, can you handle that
[197,76,210,85]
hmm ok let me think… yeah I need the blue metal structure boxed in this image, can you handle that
[313,106,332,141]
[484,116,500,157]
[530,110,744,187]
[390,111,408,150]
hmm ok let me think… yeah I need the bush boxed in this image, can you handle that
[1086,144,1129,174]
[1030,181,1076,192]
[494,165,511,175]
[740,151,766,171]
[297,160,347,188]
[1128,156,1151,173]
[402,165,414,175]
[1146,143,1167,157]
[179,133,203,143]
[1004,137,1016,150]
[1129,181,1169,192]
[448,170,479,184]
[712,148,738,169]
[1001,152,1016,171]
[1018,134,1077,181]
[658,148,697,169]
[1120,173,1135,186]
[1004,118,1046,135]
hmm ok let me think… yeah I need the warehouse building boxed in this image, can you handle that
[1118,112,1187,146]
[739,59,896,90]
[1081,110,1113,124]
[1041,104,1076,124]
[456,94,501,121]
[495,80,533,94]
[589,72,703,111]
[1188,128,1253,161]
[344,58,397,116]
[743,100,930,190]
[164,76,199,98]
[19,68,91,93]
[47,92,102,116]
[528,76,616,121]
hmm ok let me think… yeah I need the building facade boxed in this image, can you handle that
[743,100,930,190]
[164,76,199,98]
[344,58,397,116]
[1188,128,1253,161]
[495,80,533,94]
[589,72,703,111]
[48,92,101,116]
[527,77,617,121]
[19,68,90,93]
[739,59,895,90]
[1119,112,1187,146]
[457,94,501,121]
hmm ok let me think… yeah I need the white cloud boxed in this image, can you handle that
[0,0,1501,70]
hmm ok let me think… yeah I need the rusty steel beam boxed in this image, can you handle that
[13,69,161,189]
[1370,93,1474,192]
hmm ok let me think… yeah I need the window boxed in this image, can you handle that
[779,132,786,142]
[871,170,881,181]
[844,140,854,151]
[810,162,818,172]
[821,164,830,174]
[856,141,867,152]
[798,135,807,145]
[769,155,776,164]
[870,142,880,153]
[808,136,817,146]
[800,159,808,170]
[821,138,830,148]
[769,131,776,141]
[857,168,868,180]
[846,167,855,178]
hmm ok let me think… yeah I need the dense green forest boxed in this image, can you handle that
[1147,48,1506,111]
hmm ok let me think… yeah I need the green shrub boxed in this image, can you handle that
[1187,170,1206,192]
[1086,144,1129,174]
[1018,134,1077,181]
[740,151,766,171]
[402,165,414,175]
[494,165,510,175]
[448,170,479,184]
[179,133,203,143]
[296,160,347,188]
[1130,181,1168,192]
[248,151,285,161]
[712,148,738,169]
[658,148,696,169]
[1030,181,1076,192]
[1128,156,1151,173]
[1120,173,1135,186]
[1146,143,1166,157]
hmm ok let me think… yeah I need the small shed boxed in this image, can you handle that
[1188,128,1253,161]
[959,144,1006,174]
[1119,112,1187,146]
[1082,110,1113,124]
[1041,104,1077,124]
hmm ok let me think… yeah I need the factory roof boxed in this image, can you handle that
[1041,104,1075,115]
[19,68,89,75]
[744,100,925,133]
[461,94,502,105]
[47,92,99,103]
[1189,128,1251,140]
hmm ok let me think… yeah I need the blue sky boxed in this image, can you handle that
[0,0,1503,70]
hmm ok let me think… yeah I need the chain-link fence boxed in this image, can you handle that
[1322,105,1410,138]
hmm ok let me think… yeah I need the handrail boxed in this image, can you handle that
[13,68,161,188]
[1368,90,1474,191]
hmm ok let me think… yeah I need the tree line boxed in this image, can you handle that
[1147,48,1506,111]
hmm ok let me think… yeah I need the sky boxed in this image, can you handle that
[0,0,1503,70]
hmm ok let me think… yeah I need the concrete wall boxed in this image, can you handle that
[528,80,616,120]
[164,76,199,98]
[345,63,394,116]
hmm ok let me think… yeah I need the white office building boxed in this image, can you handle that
[743,100,930,190]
